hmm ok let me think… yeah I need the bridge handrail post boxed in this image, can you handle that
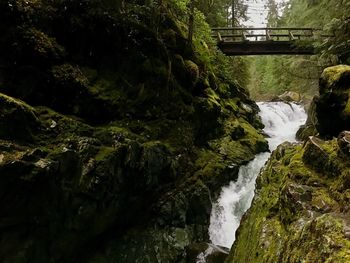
[265,29,271,41]
[217,32,222,42]
[242,31,248,41]
[288,30,295,41]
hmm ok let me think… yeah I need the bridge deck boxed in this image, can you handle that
[212,27,333,56]
[218,41,314,55]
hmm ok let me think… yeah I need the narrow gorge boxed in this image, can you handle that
[0,0,350,262]
[209,102,306,249]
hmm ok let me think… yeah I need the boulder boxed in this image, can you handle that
[278,91,301,103]
[315,65,350,137]
[0,93,39,141]
[302,136,340,177]
[297,65,350,139]
[186,242,229,263]
[337,130,350,156]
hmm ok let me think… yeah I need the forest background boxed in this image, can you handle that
[169,0,350,101]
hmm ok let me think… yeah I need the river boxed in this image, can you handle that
[208,101,307,249]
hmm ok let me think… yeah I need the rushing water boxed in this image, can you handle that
[208,101,307,249]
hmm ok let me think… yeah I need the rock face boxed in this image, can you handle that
[316,65,350,137]
[186,243,229,263]
[230,66,350,262]
[338,131,350,156]
[297,65,350,139]
[0,93,39,141]
[227,138,350,263]
[0,1,267,262]
[296,97,318,140]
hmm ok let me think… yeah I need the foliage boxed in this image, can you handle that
[248,0,350,100]
[165,0,251,88]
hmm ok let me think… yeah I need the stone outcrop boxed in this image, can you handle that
[227,137,350,263]
[186,243,229,263]
[338,130,350,156]
[272,91,302,103]
[297,65,350,139]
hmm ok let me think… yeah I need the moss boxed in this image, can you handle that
[95,147,115,162]
[35,106,93,139]
[162,29,177,48]
[88,72,125,104]
[0,1,269,261]
[0,92,39,141]
[229,139,350,263]
[194,149,226,176]
[315,65,350,136]
[343,94,350,118]
[218,83,231,98]
[141,58,169,81]
[51,64,89,88]
[320,65,350,93]
[204,87,221,107]
[223,98,240,113]
[285,215,350,263]
[311,188,338,212]
[18,27,66,62]
[184,60,199,84]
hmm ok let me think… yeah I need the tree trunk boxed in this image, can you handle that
[188,0,195,45]
[232,0,235,27]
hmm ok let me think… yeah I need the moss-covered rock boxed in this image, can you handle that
[315,65,350,137]
[186,243,229,263]
[296,96,318,140]
[338,131,350,156]
[0,0,268,262]
[228,135,350,263]
[273,91,302,103]
[0,93,39,141]
[298,65,350,140]
[184,60,200,85]
[319,65,350,94]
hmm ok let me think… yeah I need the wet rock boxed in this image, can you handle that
[338,131,350,156]
[0,1,269,262]
[302,136,340,177]
[315,65,350,137]
[296,97,318,140]
[273,91,302,103]
[186,242,229,263]
[302,136,328,171]
[230,125,246,140]
[279,183,313,224]
[228,137,350,263]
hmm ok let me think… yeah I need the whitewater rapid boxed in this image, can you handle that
[208,101,307,248]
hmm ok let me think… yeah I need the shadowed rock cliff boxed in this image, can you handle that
[0,1,267,262]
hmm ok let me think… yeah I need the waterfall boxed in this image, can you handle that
[208,101,307,249]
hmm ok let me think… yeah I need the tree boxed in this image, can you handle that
[266,0,279,27]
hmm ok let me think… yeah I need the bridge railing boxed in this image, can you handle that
[211,27,333,43]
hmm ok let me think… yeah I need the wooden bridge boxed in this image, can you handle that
[212,27,333,56]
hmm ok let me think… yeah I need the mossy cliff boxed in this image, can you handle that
[0,1,267,262]
[228,138,350,263]
[229,66,350,262]
[297,65,350,140]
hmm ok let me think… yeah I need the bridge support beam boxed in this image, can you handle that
[218,41,315,56]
